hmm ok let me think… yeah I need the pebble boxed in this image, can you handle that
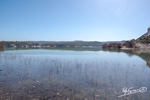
[33,86,36,88]
[84,98,88,100]
[57,93,59,95]
[114,91,118,94]
[36,81,39,83]
[95,95,100,97]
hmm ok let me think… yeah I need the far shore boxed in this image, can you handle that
[121,47,150,50]
[121,47,134,50]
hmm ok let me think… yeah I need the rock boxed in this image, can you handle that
[57,93,59,95]
[114,91,118,95]
[95,95,100,97]
[147,27,150,33]
[84,98,88,100]
[66,98,69,100]
[33,86,36,88]
[36,81,39,83]
[138,27,150,39]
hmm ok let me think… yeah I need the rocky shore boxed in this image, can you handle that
[0,42,4,48]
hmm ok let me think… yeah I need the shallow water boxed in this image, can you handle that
[0,49,150,100]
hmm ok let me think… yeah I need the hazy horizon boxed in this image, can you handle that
[0,0,150,41]
[0,39,129,42]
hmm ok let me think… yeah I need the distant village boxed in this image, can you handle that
[4,43,52,48]
[0,42,53,49]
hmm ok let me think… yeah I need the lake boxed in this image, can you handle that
[0,48,150,100]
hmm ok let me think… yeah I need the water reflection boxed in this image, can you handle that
[0,48,150,100]
[0,48,4,52]
[102,48,150,68]
[123,50,150,68]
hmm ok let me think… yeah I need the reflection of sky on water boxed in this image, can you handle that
[1,49,146,64]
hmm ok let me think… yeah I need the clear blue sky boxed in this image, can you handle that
[0,0,150,41]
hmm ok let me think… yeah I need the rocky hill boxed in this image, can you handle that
[136,27,150,44]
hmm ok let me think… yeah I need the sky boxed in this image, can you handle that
[0,0,150,41]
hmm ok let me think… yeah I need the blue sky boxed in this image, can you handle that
[0,0,150,41]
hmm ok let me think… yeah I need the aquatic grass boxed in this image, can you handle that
[0,53,149,100]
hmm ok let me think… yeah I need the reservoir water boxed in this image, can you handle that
[0,48,150,100]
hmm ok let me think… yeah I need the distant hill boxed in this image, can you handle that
[24,40,126,44]
[101,41,126,44]
[23,41,102,47]
[23,40,125,46]
[1,40,126,49]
